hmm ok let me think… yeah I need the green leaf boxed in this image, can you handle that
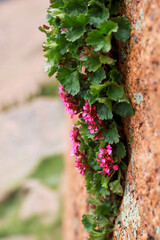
[57,67,80,95]
[90,229,106,240]
[83,53,101,72]
[115,142,126,158]
[99,20,118,35]
[120,161,128,170]
[64,0,88,15]
[90,82,108,96]
[88,196,101,205]
[86,30,111,52]
[107,82,124,101]
[88,68,106,84]
[82,215,94,232]
[117,93,130,103]
[110,69,122,84]
[95,204,111,216]
[89,1,109,27]
[96,216,112,228]
[62,14,90,42]
[99,55,115,65]
[113,102,134,116]
[110,1,121,15]
[48,8,66,19]
[43,40,61,62]
[113,16,131,43]
[109,180,123,196]
[84,90,97,105]
[101,175,109,190]
[44,61,57,77]
[102,123,120,144]
[97,102,113,120]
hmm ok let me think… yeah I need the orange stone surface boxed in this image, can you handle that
[113,0,160,239]
[63,1,160,239]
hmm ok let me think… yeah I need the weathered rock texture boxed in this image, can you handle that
[63,0,160,239]
[113,0,160,239]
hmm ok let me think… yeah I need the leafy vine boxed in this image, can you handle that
[40,0,133,239]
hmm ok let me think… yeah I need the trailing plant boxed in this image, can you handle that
[40,0,133,239]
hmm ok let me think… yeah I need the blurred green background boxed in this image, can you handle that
[0,1,65,240]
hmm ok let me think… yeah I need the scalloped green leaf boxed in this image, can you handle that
[57,67,80,95]
[99,55,115,65]
[88,68,106,84]
[107,82,124,101]
[113,102,134,116]
[90,82,109,96]
[84,90,97,105]
[97,101,113,120]
[110,1,121,15]
[109,180,123,196]
[48,8,66,19]
[89,0,109,27]
[102,123,120,144]
[64,0,88,15]
[115,142,126,158]
[112,16,131,43]
[82,215,94,232]
[86,30,111,52]
[83,53,102,72]
[99,20,118,35]
[44,61,57,77]
[62,14,90,42]
[110,69,122,84]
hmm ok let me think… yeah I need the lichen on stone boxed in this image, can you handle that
[136,20,142,33]
[134,92,143,104]
[155,226,160,237]
[131,150,135,177]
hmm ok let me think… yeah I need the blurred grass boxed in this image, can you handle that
[38,81,59,98]
[30,155,64,189]
[0,155,63,240]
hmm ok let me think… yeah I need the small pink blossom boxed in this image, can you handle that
[59,85,80,118]
[70,126,87,176]
[113,165,119,171]
[96,145,117,176]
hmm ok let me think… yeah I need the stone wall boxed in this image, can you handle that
[63,1,160,239]
[113,0,160,239]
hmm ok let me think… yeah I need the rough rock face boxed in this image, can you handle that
[63,1,160,239]
[113,0,160,239]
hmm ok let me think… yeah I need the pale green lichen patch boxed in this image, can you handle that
[131,150,135,177]
[140,8,144,20]
[122,183,141,236]
[126,0,129,6]
[134,92,143,104]
[155,226,160,237]
[114,181,141,239]
[136,20,142,33]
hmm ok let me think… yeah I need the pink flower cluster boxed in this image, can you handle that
[96,145,119,175]
[82,100,102,140]
[59,85,79,118]
[70,126,87,176]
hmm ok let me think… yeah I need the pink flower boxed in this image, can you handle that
[113,165,119,171]
[59,85,80,118]
[96,145,115,176]
[70,126,87,176]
